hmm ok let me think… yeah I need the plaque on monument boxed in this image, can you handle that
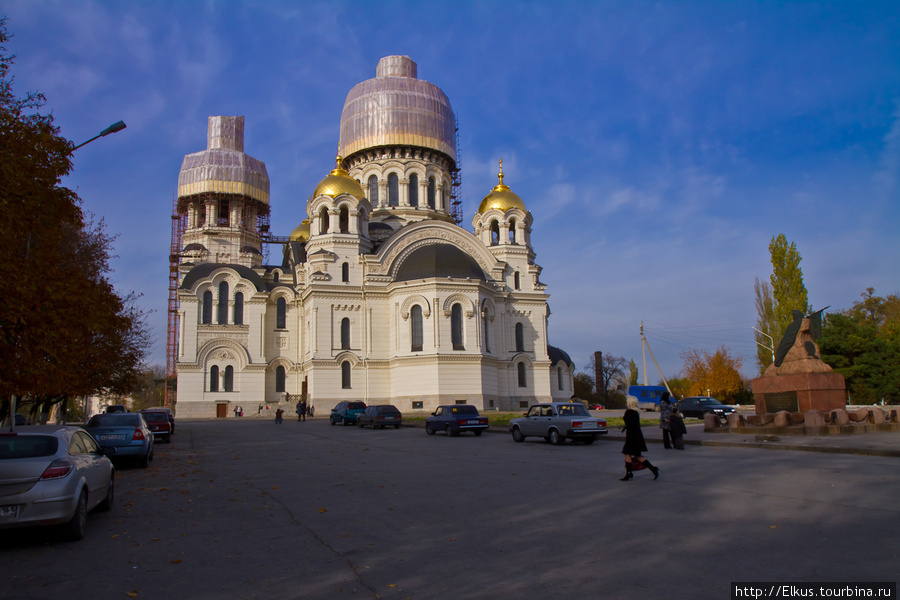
[765,391,799,413]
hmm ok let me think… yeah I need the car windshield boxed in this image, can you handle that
[698,399,722,406]
[557,404,590,417]
[141,412,167,423]
[89,414,139,427]
[451,406,478,415]
[0,435,59,459]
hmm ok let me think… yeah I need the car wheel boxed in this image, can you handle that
[425,423,435,435]
[549,429,564,445]
[62,491,87,541]
[358,421,364,428]
[330,418,336,425]
[445,424,457,437]
[474,430,483,437]
[139,449,150,468]
[394,424,400,429]
[97,472,115,512]
[511,426,525,443]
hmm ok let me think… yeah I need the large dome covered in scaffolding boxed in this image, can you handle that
[338,56,457,164]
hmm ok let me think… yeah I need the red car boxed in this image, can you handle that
[138,410,172,443]
[589,404,605,410]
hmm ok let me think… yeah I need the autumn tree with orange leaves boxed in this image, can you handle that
[679,347,744,403]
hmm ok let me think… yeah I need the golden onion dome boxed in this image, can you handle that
[289,219,311,242]
[312,157,366,200]
[478,159,526,213]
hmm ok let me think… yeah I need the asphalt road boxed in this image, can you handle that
[2,418,898,600]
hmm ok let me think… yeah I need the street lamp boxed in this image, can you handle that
[73,120,126,150]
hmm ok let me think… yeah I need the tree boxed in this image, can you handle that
[819,289,900,404]
[769,234,810,340]
[680,346,744,403]
[753,277,776,374]
[0,20,147,423]
[573,372,595,401]
[628,359,638,386]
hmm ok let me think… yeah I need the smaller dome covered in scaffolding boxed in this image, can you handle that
[177,116,270,205]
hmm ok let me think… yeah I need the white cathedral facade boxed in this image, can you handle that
[173,56,574,418]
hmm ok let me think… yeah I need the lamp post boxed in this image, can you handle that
[73,120,126,150]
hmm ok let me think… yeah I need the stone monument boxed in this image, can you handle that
[751,309,846,414]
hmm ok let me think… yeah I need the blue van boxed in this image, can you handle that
[628,385,670,411]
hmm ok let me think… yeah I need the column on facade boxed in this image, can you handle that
[400,178,410,207]
[329,208,339,233]
[378,181,388,209]
[499,221,511,245]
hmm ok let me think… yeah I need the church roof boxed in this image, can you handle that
[395,243,487,282]
[548,345,574,368]
[180,263,266,292]
[478,160,526,213]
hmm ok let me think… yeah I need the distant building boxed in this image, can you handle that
[173,55,574,418]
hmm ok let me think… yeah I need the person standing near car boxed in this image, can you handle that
[621,396,660,481]
[669,408,687,450]
[659,392,674,449]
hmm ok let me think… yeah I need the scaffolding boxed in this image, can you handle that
[165,194,186,409]
[449,114,464,226]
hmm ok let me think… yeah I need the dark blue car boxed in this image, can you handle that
[425,405,489,436]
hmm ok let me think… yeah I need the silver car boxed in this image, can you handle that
[509,402,608,445]
[0,425,116,540]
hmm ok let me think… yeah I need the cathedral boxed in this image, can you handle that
[172,55,574,418]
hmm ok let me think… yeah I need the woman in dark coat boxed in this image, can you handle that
[621,396,660,481]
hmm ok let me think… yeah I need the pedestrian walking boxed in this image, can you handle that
[620,396,660,481]
[299,399,307,422]
[669,408,687,450]
[296,400,303,422]
[659,392,674,449]
[275,408,284,424]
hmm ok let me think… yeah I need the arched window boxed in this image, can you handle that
[275,365,286,393]
[319,207,329,234]
[509,218,517,244]
[427,177,436,209]
[388,173,399,206]
[451,303,464,350]
[209,365,219,392]
[558,366,564,391]
[490,221,500,246]
[234,292,244,325]
[514,272,521,290]
[224,366,234,392]
[342,262,350,282]
[368,175,379,205]
[202,291,213,324]
[408,173,419,207]
[217,282,229,325]
[341,361,351,389]
[518,362,527,387]
[515,322,524,352]
[218,198,230,227]
[341,318,350,350]
[410,305,423,352]
[483,312,490,353]
[339,206,349,233]
[276,297,286,329]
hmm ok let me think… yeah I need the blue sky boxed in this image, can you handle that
[5,1,899,382]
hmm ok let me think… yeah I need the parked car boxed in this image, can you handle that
[105,404,127,413]
[588,404,605,411]
[357,405,402,429]
[86,413,154,467]
[0,425,116,540]
[138,410,172,443]
[509,402,608,445]
[141,407,175,434]
[676,396,736,419]
[329,401,367,426]
[425,405,489,436]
